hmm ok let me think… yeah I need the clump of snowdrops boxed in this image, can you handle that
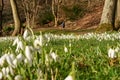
[0,28,75,80]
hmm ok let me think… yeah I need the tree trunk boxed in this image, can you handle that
[97,0,116,32]
[0,0,3,35]
[10,0,21,36]
[52,0,59,27]
[115,0,120,30]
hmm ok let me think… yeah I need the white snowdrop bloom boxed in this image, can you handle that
[64,46,68,53]
[10,54,15,61]
[0,58,5,66]
[0,72,3,79]
[0,54,8,66]
[24,59,32,66]
[45,54,49,66]
[2,67,7,76]
[16,41,24,52]
[65,75,73,80]
[108,48,116,58]
[13,37,19,46]
[69,43,71,47]
[34,35,43,48]
[6,67,10,75]
[25,46,33,61]
[16,53,24,62]
[14,75,22,80]
[50,52,58,61]
[13,59,18,67]
[39,35,43,46]
[115,47,119,52]
[24,59,28,64]
[34,39,41,49]
[23,29,29,39]
[6,54,14,66]
[9,67,14,75]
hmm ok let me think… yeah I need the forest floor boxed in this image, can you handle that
[33,5,103,34]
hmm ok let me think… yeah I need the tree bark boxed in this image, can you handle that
[115,0,120,30]
[0,0,3,35]
[52,0,60,27]
[97,0,116,32]
[10,0,21,36]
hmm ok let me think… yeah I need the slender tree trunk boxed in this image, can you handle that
[52,0,59,27]
[97,0,116,32]
[115,0,120,30]
[10,0,21,36]
[0,0,3,35]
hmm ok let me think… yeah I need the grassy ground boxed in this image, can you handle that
[0,34,120,79]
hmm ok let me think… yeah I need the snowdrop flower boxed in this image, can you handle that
[108,48,116,58]
[6,54,14,66]
[14,75,22,80]
[2,67,7,76]
[0,54,8,66]
[16,41,24,52]
[24,58,28,64]
[115,47,119,52]
[25,46,33,61]
[65,75,73,80]
[24,59,32,66]
[34,35,43,48]
[64,46,68,53]
[13,59,18,67]
[12,37,19,46]
[6,67,10,75]
[45,54,49,66]
[34,39,41,49]
[23,29,29,39]
[16,53,24,62]
[10,54,15,61]
[50,52,58,62]
[9,67,14,75]
[0,72,3,79]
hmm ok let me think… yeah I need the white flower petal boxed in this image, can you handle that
[0,72,3,79]
[65,75,73,80]
[14,75,22,80]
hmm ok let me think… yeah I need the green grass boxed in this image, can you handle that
[34,28,96,35]
[44,39,120,79]
[0,40,13,56]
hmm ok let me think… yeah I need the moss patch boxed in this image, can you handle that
[96,23,113,32]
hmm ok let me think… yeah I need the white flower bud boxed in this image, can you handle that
[16,41,24,52]
[9,67,14,75]
[65,75,73,80]
[13,37,19,46]
[14,75,22,80]
[6,54,14,66]
[0,72,3,79]
[2,68,7,76]
[25,46,33,61]
[23,29,29,39]
[50,52,57,62]
[10,54,15,61]
[16,53,24,63]
[13,59,18,67]
[108,48,116,58]
[64,46,68,53]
